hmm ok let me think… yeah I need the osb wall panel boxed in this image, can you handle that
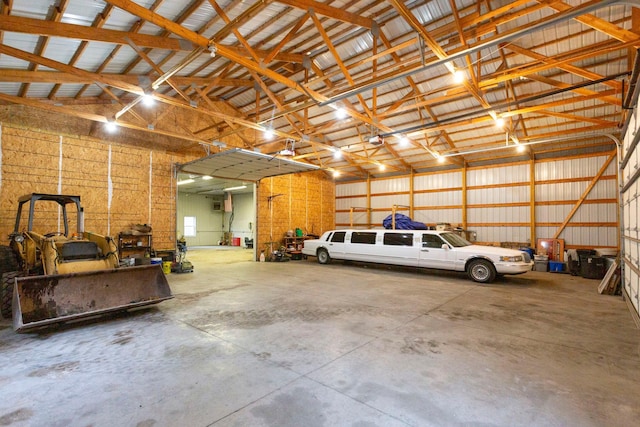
[256,171,335,257]
[150,150,176,250]
[0,127,62,233]
[0,123,187,251]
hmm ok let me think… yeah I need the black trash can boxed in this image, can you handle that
[568,259,580,276]
[575,249,596,277]
[581,256,607,279]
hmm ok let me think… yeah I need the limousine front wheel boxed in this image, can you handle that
[317,248,331,264]
[467,259,496,283]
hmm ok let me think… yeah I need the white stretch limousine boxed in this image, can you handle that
[302,229,532,283]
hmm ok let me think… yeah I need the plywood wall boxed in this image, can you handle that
[0,123,187,250]
[256,171,335,256]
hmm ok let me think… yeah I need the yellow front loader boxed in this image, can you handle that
[0,193,172,332]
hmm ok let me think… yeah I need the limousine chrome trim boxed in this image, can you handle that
[302,229,532,284]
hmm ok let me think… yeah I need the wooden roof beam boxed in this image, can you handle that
[537,0,640,45]
[0,70,251,87]
[0,43,144,95]
[0,14,193,51]
[506,43,623,90]
[274,0,374,29]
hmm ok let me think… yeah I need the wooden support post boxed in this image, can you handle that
[462,163,467,229]
[392,205,397,229]
[530,159,536,246]
[410,169,414,219]
[366,174,371,227]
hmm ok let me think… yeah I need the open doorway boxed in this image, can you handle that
[176,173,256,258]
[175,148,320,262]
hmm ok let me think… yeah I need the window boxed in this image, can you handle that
[422,234,445,248]
[440,232,471,247]
[331,231,346,243]
[383,233,413,246]
[184,216,196,237]
[351,232,377,244]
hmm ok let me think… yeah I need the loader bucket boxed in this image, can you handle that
[12,265,173,333]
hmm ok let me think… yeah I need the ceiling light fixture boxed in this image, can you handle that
[202,176,213,180]
[105,121,117,133]
[333,170,340,178]
[142,94,154,107]
[177,179,195,186]
[223,185,247,191]
[335,108,347,119]
[333,149,342,159]
[398,136,409,147]
[453,69,466,84]
[495,117,505,128]
[264,128,274,139]
[378,164,386,171]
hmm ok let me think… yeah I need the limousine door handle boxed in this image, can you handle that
[421,249,429,252]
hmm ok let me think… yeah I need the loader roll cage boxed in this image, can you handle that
[13,193,84,236]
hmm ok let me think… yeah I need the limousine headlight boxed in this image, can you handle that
[500,255,523,262]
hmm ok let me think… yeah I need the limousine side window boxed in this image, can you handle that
[331,231,346,243]
[383,233,413,246]
[422,234,446,248]
[351,231,377,244]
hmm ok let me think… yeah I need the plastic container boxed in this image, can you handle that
[549,261,564,272]
[162,261,172,274]
[534,260,548,272]
[150,257,162,265]
[581,256,606,279]
[568,259,580,276]
[232,237,241,246]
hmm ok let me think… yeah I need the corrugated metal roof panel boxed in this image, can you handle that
[10,0,51,19]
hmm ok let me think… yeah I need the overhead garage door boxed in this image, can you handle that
[621,69,640,326]
[177,148,320,181]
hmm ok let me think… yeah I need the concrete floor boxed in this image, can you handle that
[1,248,639,427]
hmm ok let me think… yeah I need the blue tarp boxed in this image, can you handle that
[382,213,428,230]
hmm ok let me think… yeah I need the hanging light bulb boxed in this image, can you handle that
[453,69,466,84]
[142,94,155,107]
[105,121,117,133]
